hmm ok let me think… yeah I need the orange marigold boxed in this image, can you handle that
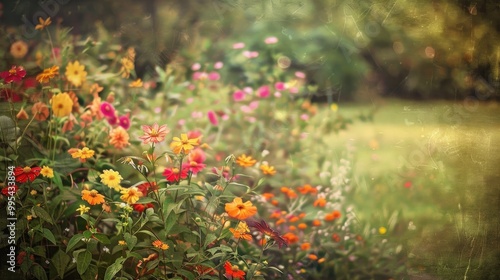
[313,197,326,207]
[236,154,256,167]
[282,232,299,244]
[81,189,105,205]
[109,126,130,149]
[324,210,342,222]
[225,197,257,220]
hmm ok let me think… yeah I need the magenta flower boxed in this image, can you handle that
[208,71,220,81]
[207,110,218,126]
[118,115,131,130]
[107,115,118,126]
[139,123,169,144]
[275,82,286,91]
[258,85,270,98]
[100,102,116,118]
[232,90,245,102]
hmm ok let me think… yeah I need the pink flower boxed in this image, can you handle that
[186,97,194,104]
[183,149,207,174]
[191,111,203,118]
[258,85,270,98]
[100,102,115,118]
[107,115,118,126]
[264,36,278,44]
[275,82,286,91]
[289,87,299,94]
[207,110,218,126]
[187,84,196,90]
[187,130,202,143]
[214,61,224,69]
[118,115,131,130]
[245,116,256,123]
[139,123,169,144]
[274,91,282,98]
[188,148,206,163]
[243,87,253,94]
[193,71,207,80]
[295,71,306,79]
[233,42,245,49]
[191,63,201,71]
[300,114,309,121]
[249,101,259,110]
[240,105,252,113]
[243,51,259,58]
[208,71,220,81]
[232,90,245,102]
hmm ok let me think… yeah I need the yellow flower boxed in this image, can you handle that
[27,215,33,221]
[10,41,28,59]
[229,221,252,240]
[118,240,127,246]
[120,57,134,78]
[81,189,105,205]
[260,163,276,176]
[70,147,95,162]
[51,92,73,117]
[99,169,123,191]
[236,154,257,167]
[152,240,169,250]
[30,190,37,196]
[36,65,59,84]
[170,134,199,154]
[65,61,87,87]
[129,78,143,88]
[120,187,143,204]
[40,166,54,178]
[35,17,52,30]
[330,103,338,112]
[76,204,90,215]
[379,226,387,235]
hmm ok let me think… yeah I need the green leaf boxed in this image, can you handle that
[87,169,100,182]
[42,228,57,245]
[165,212,178,234]
[83,230,92,239]
[32,206,54,224]
[81,264,98,280]
[52,171,64,191]
[93,233,110,244]
[104,257,125,280]
[77,250,92,275]
[136,196,156,204]
[32,263,48,280]
[204,234,217,248]
[124,232,137,251]
[50,135,70,146]
[51,250,70,279]
[66,233,84,253]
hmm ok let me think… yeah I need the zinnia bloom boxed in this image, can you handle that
[35,17,52,30]
[120,187,143,204]
[10,41,28,59]
[31,102,50,121]
[109,126,130,149]
[152,240,169,250]
[170,133,199,154]
[236,154,256,167]
[1,66,27,83]
[248,220,288,248]
[139,123,169,144]
[120,57,134,78]
[51,93,73,117]
[129,78,143,88]
[118,115,130,130]
[99,169,123,191]
[282,232,299,244]
[14,166,41,183]
[207,110,218,126]
[65,61,87,87]
[229,221,252,241]
[36,65,59,84]
[162,167,188,183]
[99,102,115,118]
[81,189,105,205]
[225,197,257,220]
[260,163,276,175]
[40,166,54,178]
[223,262,245,280]
[324,210,341,221]
[313,197,327,207]
[70,147,95,163]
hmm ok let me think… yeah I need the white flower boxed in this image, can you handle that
[103,246,110,253]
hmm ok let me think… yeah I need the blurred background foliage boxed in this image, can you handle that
[2,0,499,101]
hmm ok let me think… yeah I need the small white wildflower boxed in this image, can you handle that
[261,150,270,157]
[72,258,76,263]
[103,246,110,253]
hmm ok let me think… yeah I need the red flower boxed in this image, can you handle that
[224,262,245,280]
[14,166,41,183]
[0,88,23,102]
[182,161,206,175]
[248,220,288,248]
[1,185,18,196]
[132,203,154,213]
[1,66,27,83]
[162,167,188,183]
[136,181,158,196]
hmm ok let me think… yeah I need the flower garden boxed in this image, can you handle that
[1,7,499,280]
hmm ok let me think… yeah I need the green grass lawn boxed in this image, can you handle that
[310,99,500,279]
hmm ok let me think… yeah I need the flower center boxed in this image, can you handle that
[150,128,158,136]
[9,69,17,75]
[172,168,179,174]
[237,204,245,210]
[23,166,32,173]
[108,175,115,180]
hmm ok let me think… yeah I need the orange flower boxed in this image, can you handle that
[229,221,252,241]
[282,232,299,244]
[280,187,297,199]
[225,197,257,220]
[81,189,105,205]
[308,254,318,261]
[16,108,29,120]
[261,192,274,200]
[260,163,276,175]
[129,78,143,88]
[70,147,95,163]
[109,127,130,149]
[313,197,326,207]
[224,262,245,280]
[36,65,59,84]
[236,154,256,167]
[289,216,300,223]
[298,223,307,230]
[35,17,52,30]
[152,240,169,250]
[297,184,317,194]
[312,219,322,227]
[31,102,50,121]
[301,243,311,251]
[289,225,297,231]
[324,210,341,222]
